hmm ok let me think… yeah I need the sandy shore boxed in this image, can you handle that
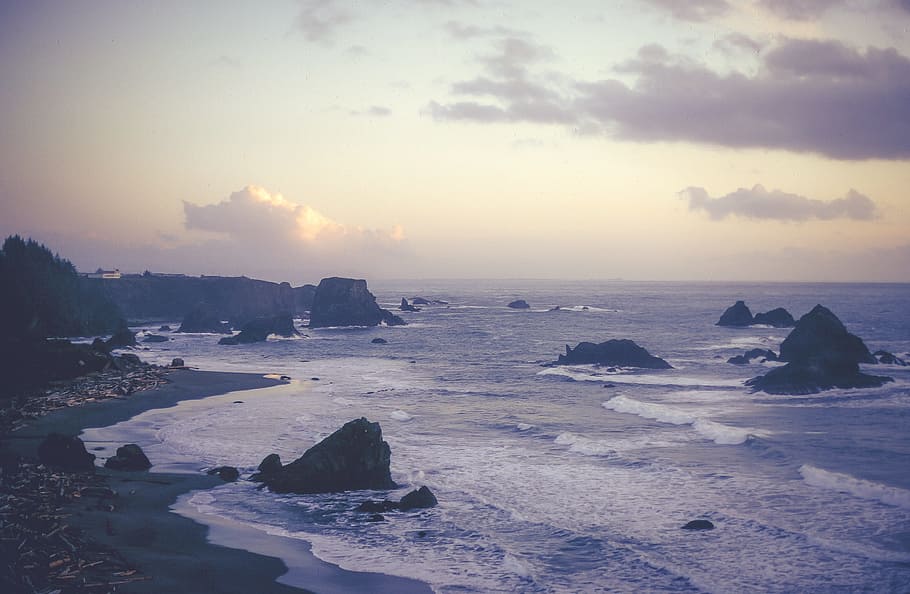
[7,369,433,594]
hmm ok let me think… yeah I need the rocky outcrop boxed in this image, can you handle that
[717,301,753,326]
[873,350,907,366]
[356,486,438,514]
[508,299,530,309]
[752,307,796,328]
[747,305,891,394]
[218,315,298,345]
[105,328,136,349]
[727,348,777,365]
[262,418,397,494]
[411,297,448,305]
[371,337,388,344]
[554,339,672,369]
[207,466,240,482]
[399,298,420,312]
[104,444,152,471]
[308,278,405,328]
[37,433,95,472]
[170,357,185,367]
[682,519,715,530]
[142,334,169,343]
[177,304,232,333]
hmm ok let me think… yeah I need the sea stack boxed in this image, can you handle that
[308,277,405,328]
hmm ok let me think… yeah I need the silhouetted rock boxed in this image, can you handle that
[356,500,401,513]
[219,314,298,345]
[873,350,907,366]
[727,355,749,365]
[410,297,430,305]
[250,453,282,482]
[37,433,95,472]
[262,417,397,494]
[555,340,672,369]
[104,444,152,471]
[399,298,421,312]
[682,520,714,530]
[177,304,231,334]
[508,299,530,309]
[717,301,753,326]
[747,305,891,394]
[308,278,405,328]
[208,466,240,482]
[106,328,136,349]
[727,348,777,365]
[752,307,796,327]
[371,337,388,344]
[170,357,185,367]
[399,486,438,511]
[142,334,169,343]
[158,325,172,332]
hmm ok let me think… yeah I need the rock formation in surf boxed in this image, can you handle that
[218,314,298,345]
[308,277,405,328]
[717,301,795,328]
[554,339,672,369]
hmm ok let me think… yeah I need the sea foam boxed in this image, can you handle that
[799,465,910,509]
[603,396,752,445]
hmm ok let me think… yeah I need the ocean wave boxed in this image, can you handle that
[808,534,910,564]
[390,410,413,422]
[516,423,534,431]
[554,432,617,457]
[799,465,910,509]
[602,396,753,445]
[538,366,744,388]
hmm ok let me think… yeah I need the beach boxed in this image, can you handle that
[4,369,432,594]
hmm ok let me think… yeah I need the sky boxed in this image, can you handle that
[1,0,908,284]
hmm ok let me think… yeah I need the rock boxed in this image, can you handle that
[91,337,110,353]
[365,513,386,522]
[106,328,137,349]
[118,353,142,366]
[177,304,232,334]
[262,417,396,494]
[219,314,298,345]
[308,277,406,328]
[371,337,388,344]
[170,357,185,367]
[104,444,152,471]
[399,298,421,312]
[554,339,672,369]
[208,466,240,482]
[682,519,715,530]
[37,433,96,472]
[399,486,438,511]
[410,297,430,305]
[747,305,891,394]
[356,500,401,513]
[716,301,753,326]
[250,453,282,482]
[727,355,750,365]
[508,299,530,309]
[752,307,796,327]
[874,350,907,366]
[727,348,777,365]
[142,334,169,343]
[158,325,172,332]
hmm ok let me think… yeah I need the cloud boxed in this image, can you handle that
[679,184,878,221]
[757,0,845,20]
[642,0,731,21]
[429,37,910,160]
[713,33,766,55]
[443,20,523,40]
[295,0,353,44]
[350,105,392,117]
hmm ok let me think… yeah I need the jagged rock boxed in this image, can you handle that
[308,278,405,328]
[752,307,796,327]
[250,453,282,482]
[727,355,749,365]
[177,304,232,334]
[158,325,172,332]
[104,444,152,471]
[554,340,672,369]
[410,297,431,305]
[142,334,169,343]
[399,486,438,511]
[873,350,907,366]
[717,301,753,326]
[106,328,136,349]
[747,305,891,394]
[508,299,530,309]
[37,433,96,472]
[399,298,421,312]
[91,337,110,353]
[170,357,185,367]
[219,314,298,345]
[262,418,396,494]
[371,337,388,344]
[727,348,777,365]
[682,519,715,530]
[208,466,240,482]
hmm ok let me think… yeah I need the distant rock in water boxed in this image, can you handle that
[170,357,185,367]
[554,339,672,369]
[207,466,240,482]
[747,304,891,394]
[38,433,95,472]
[411,296,448,306]
[219,314,298,345]
[873,350,907,366]
[142,334,169,343]
[752,307,795,328]
[716,301,753,326]
[177,304,232,334]
[262,417,397,494]
[371,337,388,344]
[308,277,405,328]
[508,299,530,309]
[158,325,172,332]
[682,519,715,531]
[399,298,420,312]
[357,486,438,514]
[727,348,777,365]
[104,443,151,471]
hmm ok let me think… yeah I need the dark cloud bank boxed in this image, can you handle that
[429,36,910,160]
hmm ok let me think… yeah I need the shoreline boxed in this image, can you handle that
[6,369,433,594]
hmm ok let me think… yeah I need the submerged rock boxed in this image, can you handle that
[219,314,298,345]
[716,301,753,326]
[747,305,891,394]
[371,337,388,344]
[727,348,777,365]
[752,307,796,328]
[262,418,397,494]
[682,519,715,531]
[38,433,96,472]
[142,334,169,343]
[508,299,530,309]
[308,278,405,328]
[554,339,672,369]
[104,444,152,471]
[873,350,907,366]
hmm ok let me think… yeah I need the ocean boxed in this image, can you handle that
[81,281,910,593]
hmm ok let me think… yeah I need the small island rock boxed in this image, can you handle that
[508,299,530,309]
[555,339,672,369]
[105,444,152,471]
[717,301,753,326]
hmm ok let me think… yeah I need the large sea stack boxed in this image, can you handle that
[716,301,753,326]
[746,304,891,394]
[555,339,673,369]
[262,417,397,494]
[308,277,405,328]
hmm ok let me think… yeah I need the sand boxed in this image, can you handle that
[8,369,433,594]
